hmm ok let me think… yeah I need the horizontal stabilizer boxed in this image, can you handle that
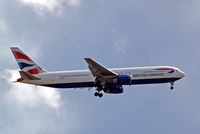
[19,71,40,80]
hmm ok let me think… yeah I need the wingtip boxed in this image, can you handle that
[84,58,91,61]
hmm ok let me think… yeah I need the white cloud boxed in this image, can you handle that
[0,70,80,133]
[18,0,82,16]
[67,0,81,7]
[0,19,8,33]
[3,69,61,109]
[113,33,128,53]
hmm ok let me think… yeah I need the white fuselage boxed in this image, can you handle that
[21,66,185,88]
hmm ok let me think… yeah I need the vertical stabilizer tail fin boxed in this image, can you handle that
[10,47,46,74]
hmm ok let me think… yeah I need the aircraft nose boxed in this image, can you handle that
[180,71,185,78]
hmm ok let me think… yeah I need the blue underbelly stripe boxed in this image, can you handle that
[131,78,180,85]
[40,78,180,88]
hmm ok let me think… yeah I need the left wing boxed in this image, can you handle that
[84,58,118,78]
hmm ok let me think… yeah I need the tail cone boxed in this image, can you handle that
[17,78,23,82]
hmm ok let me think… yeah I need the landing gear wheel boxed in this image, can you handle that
[170,82,174,90]
[94,92,99,96]
[94,92,103,98]
[99,93,103,98]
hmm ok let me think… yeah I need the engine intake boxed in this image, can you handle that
[113,75,131,85]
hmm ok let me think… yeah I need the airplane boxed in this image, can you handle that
[10,47,185,98]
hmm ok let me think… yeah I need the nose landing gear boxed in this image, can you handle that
[170,82,174,90]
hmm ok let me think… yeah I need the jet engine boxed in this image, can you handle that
[104,85,123,94]
[112,75,131,85]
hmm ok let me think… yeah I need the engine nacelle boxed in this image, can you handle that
[104,85,123,94]
[113,75,131,85]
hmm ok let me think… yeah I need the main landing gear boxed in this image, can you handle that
[94,86,103,98]
[94,92,103,98]
[170,82,174,90]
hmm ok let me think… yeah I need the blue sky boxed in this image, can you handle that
[0,0,200,134]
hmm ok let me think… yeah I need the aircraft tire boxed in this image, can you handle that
[99,93,103,98]
[94,92,99,96]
